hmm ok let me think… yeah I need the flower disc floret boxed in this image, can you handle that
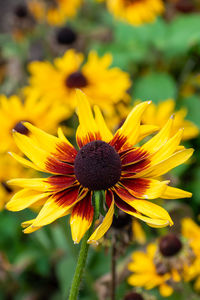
[159,234,182,257]
[74,140,121,190]
[66,71,88,88]
[56,26,77,45]
[124,292,144,300]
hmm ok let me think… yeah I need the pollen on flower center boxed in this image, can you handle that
[159,234,182,257]
[74,140,121,190]
[66,71,88,88]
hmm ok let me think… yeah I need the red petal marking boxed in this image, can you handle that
[120,178,150,198]
[109,132,129,152]
[120,148,149,166]
[53,142,77,163]
[53,185,79,207]
[122,158,151,174]
[105,189,114,208]
[114,192,136,214]
[113,185,137,203]
[71,192,94,222]
[46,175,77,192]
[77,132,101,149]
[45,157,74,175]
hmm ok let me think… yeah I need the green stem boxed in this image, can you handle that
[68,192,100,300]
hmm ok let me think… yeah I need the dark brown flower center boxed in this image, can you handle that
[66,72,88,88]
[124,292,144,300]
[159,234,182,257]
[56,26,77,45]
[13,121,29,135]
[74,140,121,190]
[14,4,28,18]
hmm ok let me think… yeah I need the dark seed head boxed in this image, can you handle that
[56,26,77,45]
[159,234,182,257]
[112,211,132,229]
[74,140,121,190]
[14,4,28,18]
[13,121,29,135]
[66,72,88,88]
[175,0,195,13]
[124,292,144,300]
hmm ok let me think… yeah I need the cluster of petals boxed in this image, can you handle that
[7,90,193,244]
[105,0,164,26]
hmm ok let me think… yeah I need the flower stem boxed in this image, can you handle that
[111,235,117,300]
[68,192,100,300]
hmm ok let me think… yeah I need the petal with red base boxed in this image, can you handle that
[110,101,151,152]
[29,186,82,228]
[70,192,94,243]
[76,90,100,148]
[114,194,172,228]
[119,178,168,199]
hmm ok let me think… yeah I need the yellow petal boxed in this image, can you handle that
[159,283,173,297]
[142,116,174,154]
[9,152,41,171]
[88,198,114,244]
[12,131,50,170]
[94,105,113,142]
[134,148,194,178]
[6,189,48,211]
[161,186,192,199]
[124,199,173,226]
[76,90,99,147]
[151,129,184,165]
[137,124,159,142]
[113,101,151,149]
[8,178,51,191]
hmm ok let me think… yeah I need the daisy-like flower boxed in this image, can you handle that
[0,90,69,153]
[128,241,181,297]
[140,99,199,141]
[28,0,82,25]
[7,91,193,244]
[105,0,164,26]
[25,49,131,118]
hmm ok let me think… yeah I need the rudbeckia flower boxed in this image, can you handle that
[140,99,199,141]
[25,49,131,118]
[28,0,82,25]
[7,91,193,244]
[128,242,181,297]
[0,91,69,153]
[105,0,164,26]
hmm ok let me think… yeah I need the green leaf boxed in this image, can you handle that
[163,14,200,58]
[132,72,177,102]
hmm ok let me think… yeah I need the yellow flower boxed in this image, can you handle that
[105,0,164,26]
[28,0,82,25]
[25,49,131,119]
[6,91,193,244]
[0,90,69,153]
[141,99,199,141]
[128,233,191,297]
[128,243,175,297]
